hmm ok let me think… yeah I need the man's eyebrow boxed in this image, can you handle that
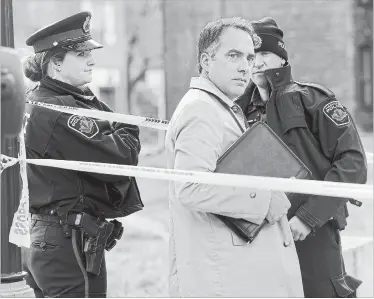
[226,49,243,54]
[226,49,254,59]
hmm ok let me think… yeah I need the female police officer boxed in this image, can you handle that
[22,11,143,297]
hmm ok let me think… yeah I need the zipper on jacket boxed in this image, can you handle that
[264,88,274,122]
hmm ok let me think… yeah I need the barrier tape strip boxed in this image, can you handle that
[0,155,18,174]
[6,153,373,248]
[25,100,373,163]
[26,100,169,130]
[25,158,372,200]
[6,102,373,247]
[8,126,31,248]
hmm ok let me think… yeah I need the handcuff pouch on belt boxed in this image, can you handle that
[59,214,72,238]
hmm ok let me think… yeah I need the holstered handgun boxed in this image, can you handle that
[78,214,114,275]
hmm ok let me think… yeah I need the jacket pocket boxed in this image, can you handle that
[31,241,61,252]
[331,272,362,297]
[30,221,63,251]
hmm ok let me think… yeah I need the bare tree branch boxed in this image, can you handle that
[126,0,157,113]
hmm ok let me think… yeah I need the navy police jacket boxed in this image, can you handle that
[236,64,367,230]
[25,76,143,219]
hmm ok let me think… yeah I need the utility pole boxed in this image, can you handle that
[119,0,128,114]
[353,0,373,132]
[0,0,32,296]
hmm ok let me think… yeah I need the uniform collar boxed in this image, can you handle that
[40,76,96,101]
[263,63,293,91]
[189,76,237,109]
[235,64,293,112]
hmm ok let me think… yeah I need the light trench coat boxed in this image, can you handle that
[165,76,304,297]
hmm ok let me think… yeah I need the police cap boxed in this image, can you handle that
[26,11,103,53]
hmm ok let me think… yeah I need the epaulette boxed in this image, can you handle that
[294,81,335,98]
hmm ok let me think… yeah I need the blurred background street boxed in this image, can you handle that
[1,0,373,297]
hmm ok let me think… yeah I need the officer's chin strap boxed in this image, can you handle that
[72,229,89,298]
[0,154,19,174]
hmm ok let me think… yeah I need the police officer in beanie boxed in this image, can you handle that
[236,17,367,298]
[21,11,143,297]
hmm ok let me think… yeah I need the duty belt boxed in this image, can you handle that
[31,212,124,275]
[30,213,124,251]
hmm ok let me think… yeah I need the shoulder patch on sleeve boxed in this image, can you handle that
[323,101,350,127]
[67,115,99,138]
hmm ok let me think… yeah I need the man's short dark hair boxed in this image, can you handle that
[197,17,259,74]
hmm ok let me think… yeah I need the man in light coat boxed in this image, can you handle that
[165,17,304,297]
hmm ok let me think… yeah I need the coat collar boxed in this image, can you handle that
[189,76,237,109]
[40,76,96,101]
[235,64,293,112]
[263,63,293,91]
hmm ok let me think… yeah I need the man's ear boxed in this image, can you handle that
[50,57,61,67]
[200,52,210,73]
[281,58,286,66]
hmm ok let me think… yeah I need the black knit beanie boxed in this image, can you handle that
[250,17,288,61]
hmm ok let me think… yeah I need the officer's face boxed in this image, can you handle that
[202,27,254,100]
[250,51,284,88]
[57,50,96,87]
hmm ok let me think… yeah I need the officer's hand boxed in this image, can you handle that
[289,216,312,241]
[113,122,140,138]
[266,191,291,225]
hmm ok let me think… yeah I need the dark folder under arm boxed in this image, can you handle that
[213,122,312,243]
